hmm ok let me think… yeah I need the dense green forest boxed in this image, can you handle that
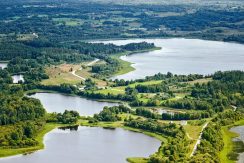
[0,84,46,147]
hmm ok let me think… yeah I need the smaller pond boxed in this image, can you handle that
[12,75,24,84]
[230,126,244,163]
[29,92,119,116]
[0,62,7,69]
[0,127,161,163]
[157,109,175,115]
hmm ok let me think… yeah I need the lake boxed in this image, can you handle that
[29,92,119,116]
[0,62,7,69]
[0,127,161,163]
[12,74,24,84]
[230,125,244,163]
[94,38,244,80]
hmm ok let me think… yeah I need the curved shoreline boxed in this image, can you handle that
[220,120,244,163]
[0,123,62,158]
[111,47,161,77]
[0,122,164,162]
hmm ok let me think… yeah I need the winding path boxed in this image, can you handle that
[231,105,237,111]
[190,105,237,157]
[70,59,100,81]
[190,122,209,157]
[71,70,86,80]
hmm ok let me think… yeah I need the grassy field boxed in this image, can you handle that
[95,87,125,95]
[41,60,107,87]
[95,80,163,95]
[0,123,62,158]
[184,123,206,157]
[186,78,212,85]
[52,18,84,26]
[219,119,244,163]
[41,63,82,85]
[111,51,136,76]
[75,63,108,87]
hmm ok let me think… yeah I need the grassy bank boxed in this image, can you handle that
[25,89,60,95]
[0,123,63,158]
[80,119,166,142]
[111,47,161,76]
[219,119,244,163]
[127,157,148,163]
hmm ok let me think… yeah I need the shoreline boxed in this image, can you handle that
[219,120,244,163]
[0,123,65,158]
[79,120,165,163]
[0,121,165,162]
[26,89,125,104]
[111,47,161,77]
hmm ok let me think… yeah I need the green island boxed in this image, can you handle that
[0,0,244,162]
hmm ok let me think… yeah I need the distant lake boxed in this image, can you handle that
[12,74,24,84]
[0,62,7,69]
[0,127,161,163]
[95,38,244,80]
[29,92,119,116]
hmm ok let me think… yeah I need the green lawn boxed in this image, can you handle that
[129,80,163,87]
[127,157,149,163]
[95,88,125,95]
[111,51,136,76]
[94,80,163,95]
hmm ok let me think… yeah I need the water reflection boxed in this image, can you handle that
[95,38,244,80]
[230,126,244,163]
[12,74,24,84]
[0,127,161,163]
[29,92,119,116]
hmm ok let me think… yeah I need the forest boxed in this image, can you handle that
[0,83,46,147]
